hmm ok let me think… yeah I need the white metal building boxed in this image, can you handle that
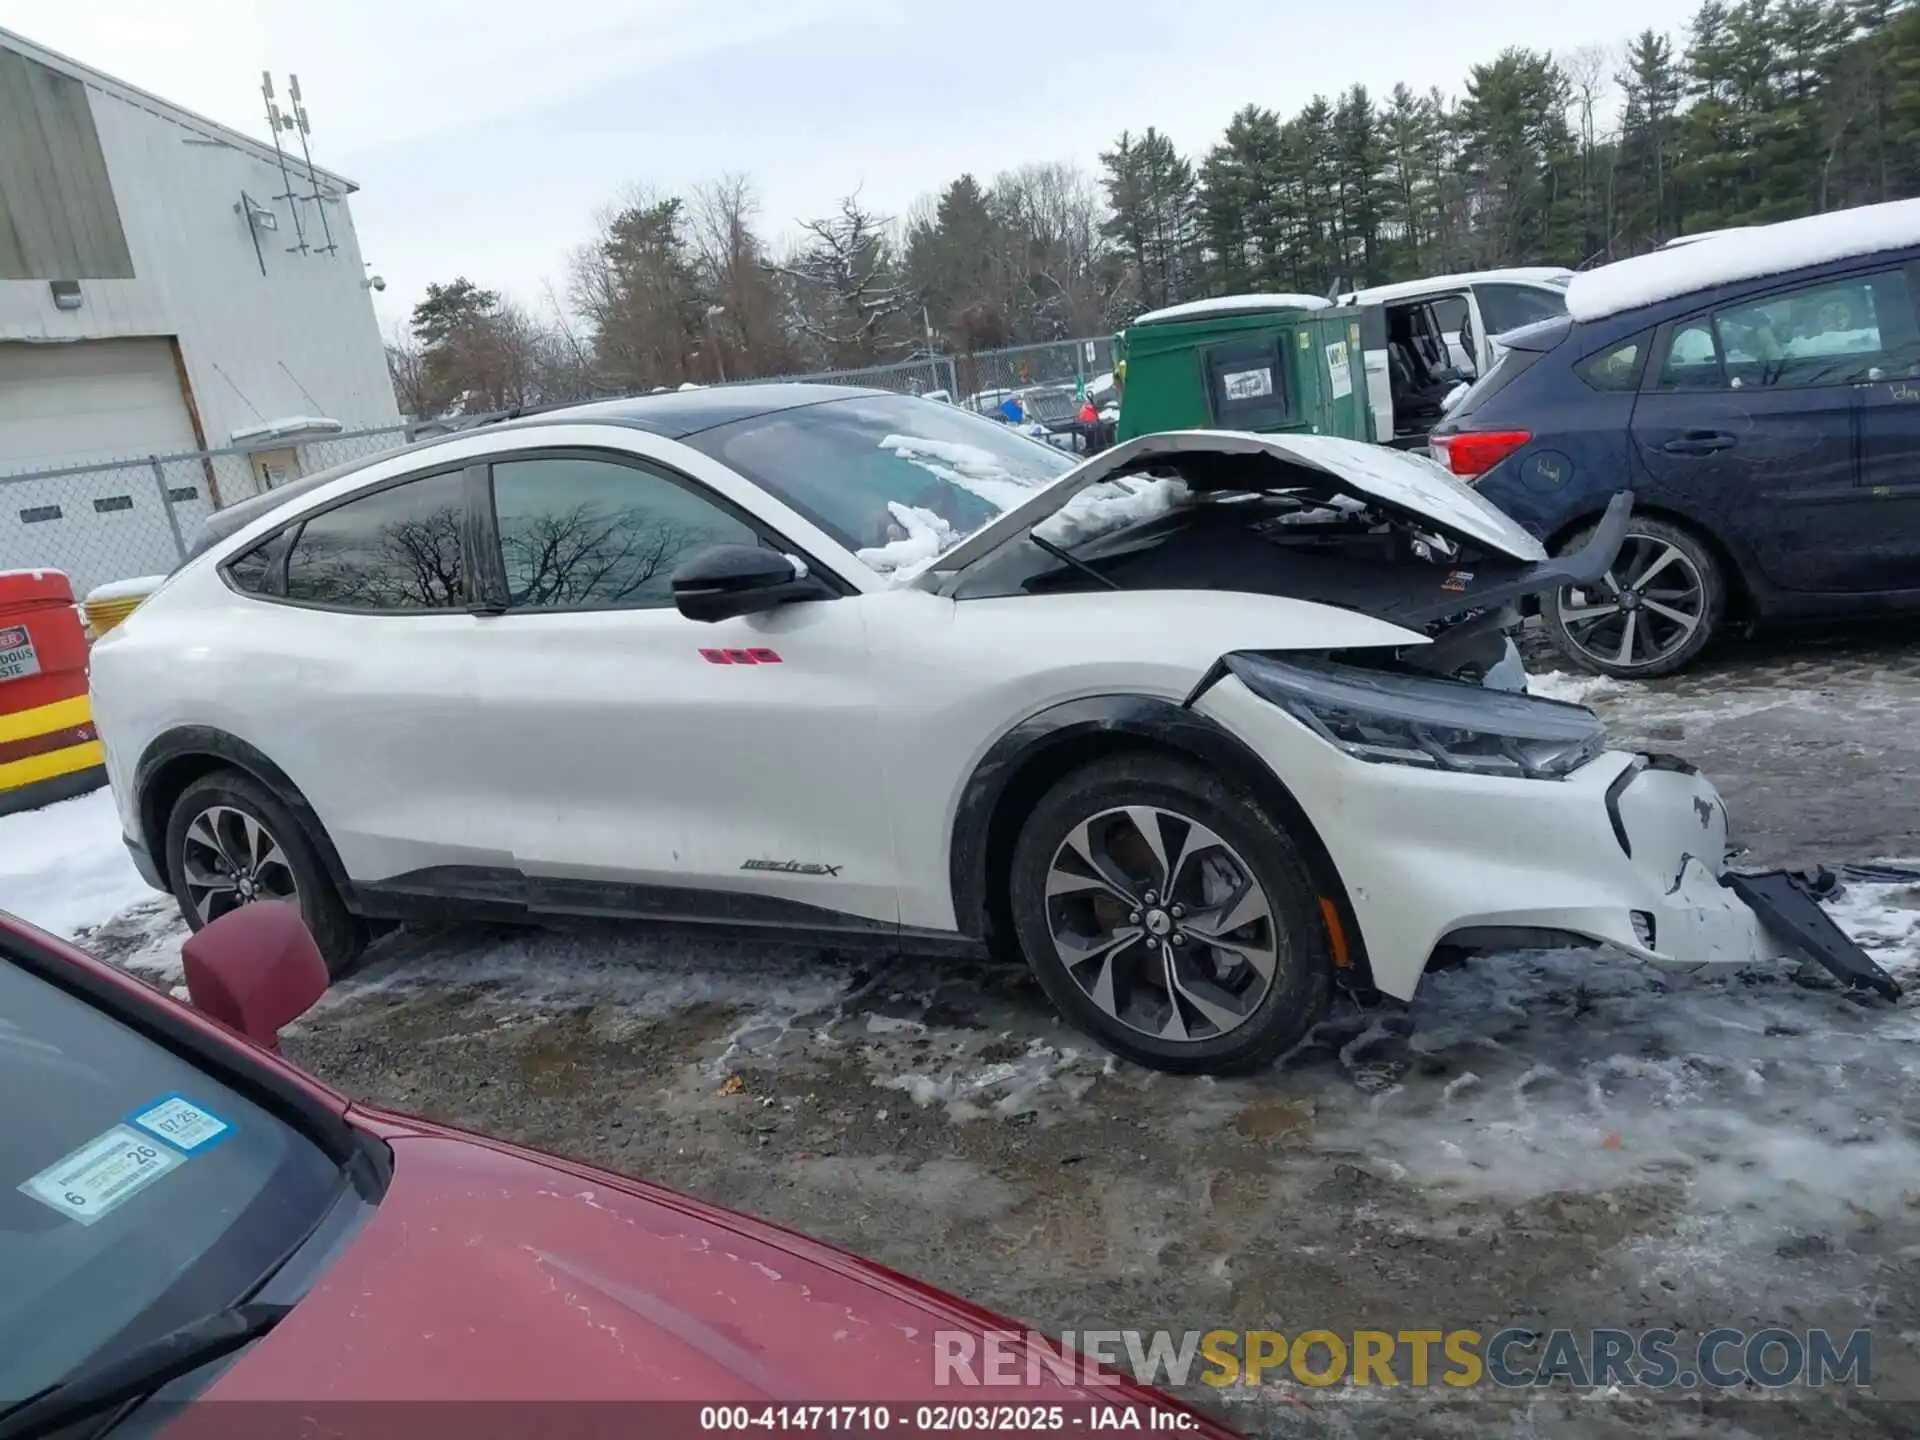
[0,27,399,589]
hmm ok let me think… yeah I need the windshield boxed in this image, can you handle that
[1,956,342,1406]
[683,394,1076,575]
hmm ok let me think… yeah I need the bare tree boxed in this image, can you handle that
[769,190,912,367]
[995,162,1116,337]
[686,175,795,380]
[1565,43,1618,260]
[385,324,431,418]
[500,503,712,607]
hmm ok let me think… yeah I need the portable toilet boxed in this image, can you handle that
[1115,294,1373,445]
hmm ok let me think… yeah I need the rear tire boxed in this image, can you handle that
[164,769,366,977]
[1006,752,1333,1074]
[1543,516,1724,678]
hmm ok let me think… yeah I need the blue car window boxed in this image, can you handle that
[1574,334,1650,393]
[1655,319,1723,391]
[1713,270,1915,389]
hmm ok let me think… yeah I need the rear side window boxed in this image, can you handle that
[283,470,468,611]
[223,540,276,595]
[1477,283,1568,337]
[1574,333,1651,393]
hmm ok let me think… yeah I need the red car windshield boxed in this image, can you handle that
[0,954,342,1408]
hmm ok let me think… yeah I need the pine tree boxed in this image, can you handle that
[1199,106,1289,293]
[1099,128,1201,311]
[1616,30,1686,247]
[1332,86,1387,287]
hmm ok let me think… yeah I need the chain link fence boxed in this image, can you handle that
[0,339,1115,595]
[955,337,1117,406]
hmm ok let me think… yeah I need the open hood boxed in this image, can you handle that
[919,430,1547,589]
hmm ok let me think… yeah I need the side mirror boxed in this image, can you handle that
[182,900,328,1052]
[672,544,831,623]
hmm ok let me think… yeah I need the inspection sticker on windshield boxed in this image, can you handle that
[20,1125,183,1226]
[129,1094,233,1154]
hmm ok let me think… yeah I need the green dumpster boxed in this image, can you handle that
[1114,295,1374,445]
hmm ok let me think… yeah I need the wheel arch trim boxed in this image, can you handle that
[133,727,354,897]
[946,692,1373,986]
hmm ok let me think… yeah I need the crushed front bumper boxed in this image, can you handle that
[1194,675,1901,1000]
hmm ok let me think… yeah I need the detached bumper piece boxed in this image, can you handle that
[1725,868,1903,1001]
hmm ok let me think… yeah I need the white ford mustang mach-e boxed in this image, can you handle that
[89,386,1894,1072]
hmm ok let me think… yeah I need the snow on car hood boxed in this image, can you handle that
[915,429,1547,588]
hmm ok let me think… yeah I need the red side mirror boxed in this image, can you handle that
[182,901,329,1051]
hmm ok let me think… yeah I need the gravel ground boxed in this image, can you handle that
[79,624,1920,1439]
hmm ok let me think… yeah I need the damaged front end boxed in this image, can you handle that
[1193,653,1902,1004]
[924,429,1636,690]
[928,429,1900,1003]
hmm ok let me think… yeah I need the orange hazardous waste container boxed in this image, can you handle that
[0,569,107,815]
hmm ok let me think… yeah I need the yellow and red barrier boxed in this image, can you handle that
[0,569,107,815]
[80,575,165,641]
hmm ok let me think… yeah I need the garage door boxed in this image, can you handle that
[0,338,206,593]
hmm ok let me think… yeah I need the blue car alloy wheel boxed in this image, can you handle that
[1544,518,1725,678]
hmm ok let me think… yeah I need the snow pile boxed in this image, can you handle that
[1132,293,1330,326]
[1566,198,1920,321]
[81,575,168,604]
[1527,669,1624,706]
[1033,476,1189,550]
[878,434,1058,512]
[0,788,157,940]
[878,1039,1095,1123]
[1312,871,1920,1292]
[855,503,954,574]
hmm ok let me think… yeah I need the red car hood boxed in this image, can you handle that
[205,1123,1226,1426]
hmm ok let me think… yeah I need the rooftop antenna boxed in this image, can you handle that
[260,72,310,255]
[287,75,338,257]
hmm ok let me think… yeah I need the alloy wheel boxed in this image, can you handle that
[1555,534,1707,672]
[1044,805,1279,1043]
[180,804,300,926]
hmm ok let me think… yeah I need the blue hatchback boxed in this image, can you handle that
[1430,203,1920,677]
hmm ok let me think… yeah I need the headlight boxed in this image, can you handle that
[1224,653,1607,780]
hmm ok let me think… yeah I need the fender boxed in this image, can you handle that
[947,693,1373,985]
[133,726,354,895]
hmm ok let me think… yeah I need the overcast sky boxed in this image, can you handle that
[2,0,1685,334]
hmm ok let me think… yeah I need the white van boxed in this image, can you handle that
[1339,267,1572,448]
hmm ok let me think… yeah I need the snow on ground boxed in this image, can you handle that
[1566,196,1920,321]
[1527,669,1624,706]
[0,787,157,940]
[1310,872,1920,1305]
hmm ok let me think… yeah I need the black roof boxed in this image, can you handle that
[503,383,889,440]
[183,383,892,561]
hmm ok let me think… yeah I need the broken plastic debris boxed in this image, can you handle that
[717,1074,744,1097]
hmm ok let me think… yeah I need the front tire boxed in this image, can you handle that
[1542,516,1724,678]
[164,769,366,977]
[1007,753,1333,1074]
